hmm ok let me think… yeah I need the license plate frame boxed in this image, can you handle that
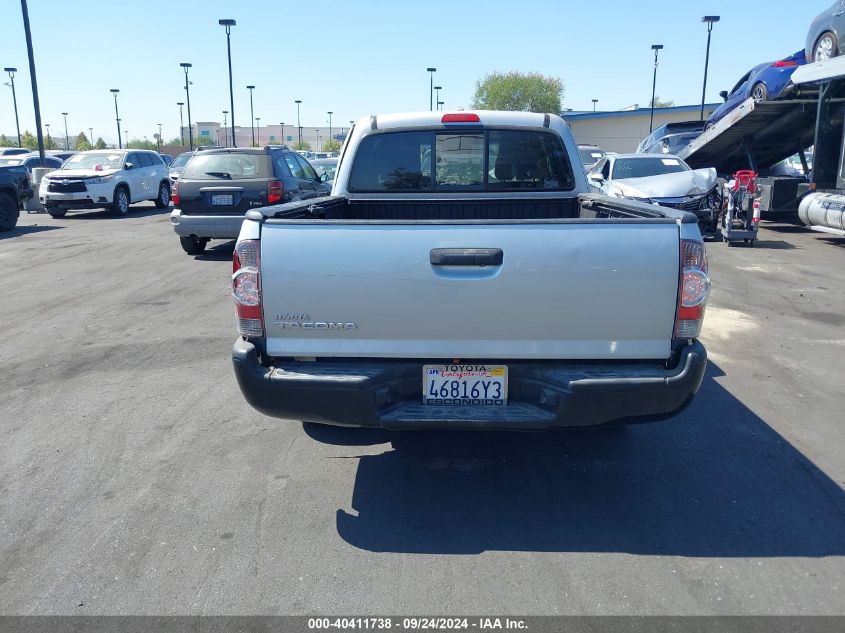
[211,193,234,206]
[422,364,508,406]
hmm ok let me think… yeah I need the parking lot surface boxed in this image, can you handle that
[1,205,844,615]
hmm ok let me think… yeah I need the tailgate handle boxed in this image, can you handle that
[430,248,503,267]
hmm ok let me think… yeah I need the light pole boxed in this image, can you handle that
[246,85,255,146]
[61,111,69,150]
[295,99,302,147]
[315,129,320,152]
[157,123,162,151]
[255,117,260,145]
[110,88,122,148]
[180,62,193,150]
[437,100,444,110]
[592,99,598,112]
[20,0,46,163]
[3,68,21,147]
[700,15,721,121]
[222,110,228,147]
[123,128,128,147]
[176,102,185,146]
[44,123,50,147]
[279,122,285,144]
[219,19,237,147]
[89,127,93,149]
[427,67,436,111]
[434,86,442,110]
[649,44,664,133]
[327,111,333,146]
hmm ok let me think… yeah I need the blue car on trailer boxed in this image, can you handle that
[706,50,807,129]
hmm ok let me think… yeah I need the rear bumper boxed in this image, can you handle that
[232,339,708,430]
[170,208,244,239]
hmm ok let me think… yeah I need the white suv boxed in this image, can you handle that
[40,149,170,217]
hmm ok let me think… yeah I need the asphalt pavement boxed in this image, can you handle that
[0,205,843,615]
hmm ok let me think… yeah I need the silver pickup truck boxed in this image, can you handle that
[231,111,709,430]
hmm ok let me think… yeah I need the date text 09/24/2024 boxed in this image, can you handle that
[307,617,528,630]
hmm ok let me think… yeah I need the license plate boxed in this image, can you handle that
[423,364,508,406]
[211,194,234,206]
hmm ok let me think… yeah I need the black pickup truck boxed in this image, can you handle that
[0,165,33,231]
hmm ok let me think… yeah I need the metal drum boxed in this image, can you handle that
[799,192,845,232]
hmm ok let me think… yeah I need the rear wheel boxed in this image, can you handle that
[814,32,838,62]
[179,236,208,255]
[751,82,768,102]
[154,181,171,208]
[0,192,19,231]
[47,207,67,218]
[111,186,130,216]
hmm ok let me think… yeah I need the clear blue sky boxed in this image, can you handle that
[0,0,828,144]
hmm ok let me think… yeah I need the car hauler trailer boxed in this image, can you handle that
[680,55,845,228]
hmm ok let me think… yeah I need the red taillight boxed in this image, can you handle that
[441,113,480,123]
[233,239,263,337]
[752,199,761,223]
[773,60,799,67]
[674,240,710,339]
[171,180,180,206]
[268,179,283,204]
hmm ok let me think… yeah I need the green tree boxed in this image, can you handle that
[649,95,675,108]
[292,140,312,151]
[166,136,184,146]
[322,138,342,152]
[94,137,107,150]
[194,134,215,146]
[74,132,91,151]
[471,71,565,113]
[44,135,58,150]
[0,134,14,147]
[21,130,37,150]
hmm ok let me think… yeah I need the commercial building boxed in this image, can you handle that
[563,104,719,153]
[184,123,351,150]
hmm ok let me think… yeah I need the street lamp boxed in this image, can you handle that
[3,68,21,147]
[295,99,302,147]
[61,111,69,150]
[110,88,122,149]
[255,117,260,145]
[124,128,128,147]
[177,102,185,146]
[315,129,320,152]
[157,123,162,151]
[44,123,50,146]
[434,86,442,110]
[700,15,721,121]
[437,100,444,110]
[246,85,256,146]
[219,19,237,147]
[592,99,598,112]
[649,44,664,133]
[327,111,333,146]
[89,127,93,149]
[180,62,193,150]
[427,67,437,111]
[279,121,285,144]
[222,110,228,147]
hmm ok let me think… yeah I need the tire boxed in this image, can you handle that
[751,82,768,102]
[814,31,839,62]
[179,236,208,255]
[154,181,171,208]
[0,192,19,232]
[48,207,67,218]
[111,186,130,216]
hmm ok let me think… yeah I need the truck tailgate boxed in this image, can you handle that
[260,221,680,360]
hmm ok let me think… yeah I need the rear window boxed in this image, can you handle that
[180,153,270,180]
[348,129,575,192]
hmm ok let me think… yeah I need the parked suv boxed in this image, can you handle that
[40,149,170,218]
[170,146,328,255]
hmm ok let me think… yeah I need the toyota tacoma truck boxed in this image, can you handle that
[231,111,709,430]
[0,165,33,231]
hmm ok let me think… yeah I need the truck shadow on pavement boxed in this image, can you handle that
[0,225,61,240]
[331,362,845,556]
